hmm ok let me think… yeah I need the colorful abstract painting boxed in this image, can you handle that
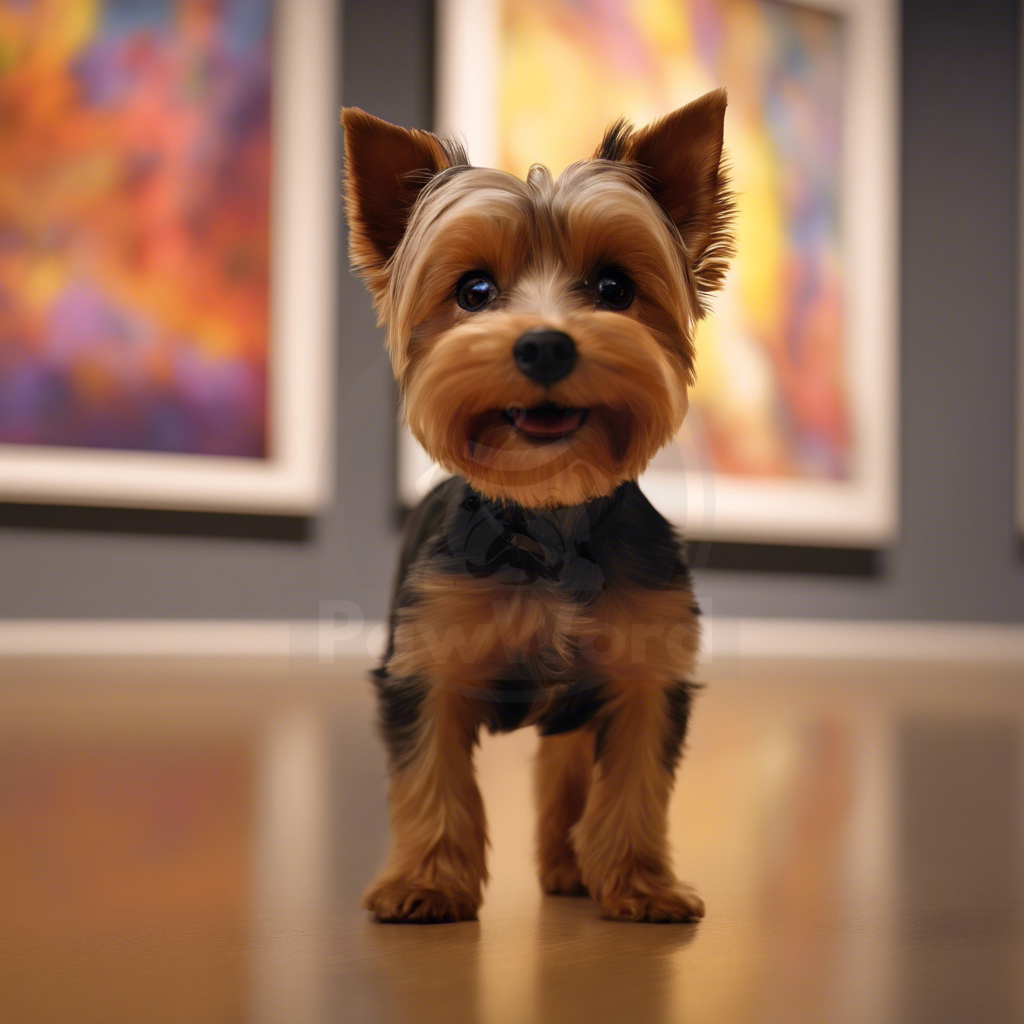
[0,0,272,457]
[498,0,848,482]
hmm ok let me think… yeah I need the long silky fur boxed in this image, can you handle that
[345,93,733,924]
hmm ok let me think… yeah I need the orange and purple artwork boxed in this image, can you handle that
[499,0,850,481]
[0,0,271,457]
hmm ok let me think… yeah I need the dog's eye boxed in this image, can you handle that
[456,273,498,312]
[595,270,634,311]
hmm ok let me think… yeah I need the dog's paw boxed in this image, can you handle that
[363,879,479,923]
[539,858,588,896]
[598,885,705,923]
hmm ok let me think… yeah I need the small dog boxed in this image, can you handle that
[342,90,733,923]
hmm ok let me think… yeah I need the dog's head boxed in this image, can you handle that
[342,92,733,507]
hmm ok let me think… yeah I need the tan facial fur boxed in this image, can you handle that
[342,92,733,508]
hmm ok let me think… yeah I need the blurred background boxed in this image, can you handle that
[1,2,1023,1023]
[0,0,1020,625]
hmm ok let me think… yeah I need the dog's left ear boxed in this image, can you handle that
[597,89,734,301]
[342,108,456,286]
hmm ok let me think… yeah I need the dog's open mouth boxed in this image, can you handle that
[503,403,588,441]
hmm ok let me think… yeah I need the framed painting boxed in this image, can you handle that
[1020,5,1024,539]
[0,0,337,513]
[401,0,898,545]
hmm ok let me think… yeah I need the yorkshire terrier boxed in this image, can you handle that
[342,89,733,923]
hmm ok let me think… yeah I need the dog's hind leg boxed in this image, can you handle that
[535,729,594,895]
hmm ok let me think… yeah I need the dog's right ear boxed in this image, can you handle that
[341,108,454,285]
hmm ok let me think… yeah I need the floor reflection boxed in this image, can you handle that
[0,736,253,1023]
[896,717,1023,1024]
[0,658,1022,1023]
[250,709,331,1024]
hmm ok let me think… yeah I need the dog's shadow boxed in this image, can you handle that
[533,896,700,1018]
[361,895,699,1022]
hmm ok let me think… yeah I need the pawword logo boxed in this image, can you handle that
[440,489,606,599]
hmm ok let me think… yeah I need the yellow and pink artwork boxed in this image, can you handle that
[498,0,849,481]
[0,0,271,457]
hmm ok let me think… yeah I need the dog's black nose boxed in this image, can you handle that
[513,328,576,384]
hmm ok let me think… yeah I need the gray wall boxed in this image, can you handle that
[0,0,1022,624]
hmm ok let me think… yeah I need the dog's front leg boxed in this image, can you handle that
[573,676,703,922]
[363,679,487,923]
[571,584,703,922]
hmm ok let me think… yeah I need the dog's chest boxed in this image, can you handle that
[387,479,696,698]
[485,579,597,672]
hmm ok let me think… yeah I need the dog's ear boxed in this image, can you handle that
[342,108,456,280]
[596,89,734,299]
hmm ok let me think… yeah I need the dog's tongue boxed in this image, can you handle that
[513,405,583,438]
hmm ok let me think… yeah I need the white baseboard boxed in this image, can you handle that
[701,617,1024,665]
[2,617,1023,666]
[0,619,384,662]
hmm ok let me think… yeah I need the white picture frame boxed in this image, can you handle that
[399,0,899,546]
[0,0,337,515]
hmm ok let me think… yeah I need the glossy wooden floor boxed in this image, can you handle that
[1,653,1022,1024]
